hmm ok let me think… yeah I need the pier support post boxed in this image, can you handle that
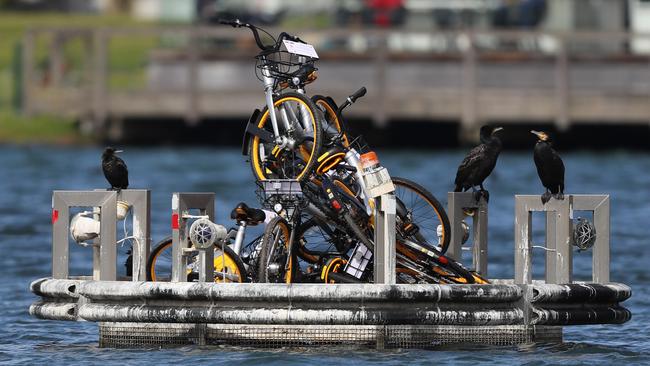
[447,192,488,276]
[52,191,117,280]
[374,193,396,285]
[171,193,215,282]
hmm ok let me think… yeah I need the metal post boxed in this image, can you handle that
[514,195,572,284]
[460,32,478,143]
[49,32,64,88]
[171,193,215,282]
[52,191,117,280]
[374,193,396,284]
[21,30,35,116]
[447,192,488,276]
[372,31,388,128]
[93,29,108,129]
[473,197,488,276]
[94,189,151,281]
[186,27,200,125]
[573,195,610,283]
[514,206,533,285]
[117,190,150,281]
[554,36,570,131]
[545,211,557,283]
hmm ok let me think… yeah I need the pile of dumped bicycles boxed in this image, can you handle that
[146,20,488,285]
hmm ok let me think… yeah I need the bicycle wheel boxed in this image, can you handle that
[257,217,295,283]
[392,177,451,254]
[312,95,349,147]
[396,239,479,284]
[146,236,246,283]
[295,217,351,264]
[249,92,323,182]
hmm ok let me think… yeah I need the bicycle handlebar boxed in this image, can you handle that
[338,87,367,114]
[218,18,272,51]
[219,19,306,52]
[349,87,367,103]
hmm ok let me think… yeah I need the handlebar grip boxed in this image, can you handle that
[218,18,241,27]
[278,32,306,44]
[349,87,367,103]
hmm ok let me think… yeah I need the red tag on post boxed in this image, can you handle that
[171,213,179,229]
[51,209,59,224]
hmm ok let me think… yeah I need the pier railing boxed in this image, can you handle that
[19,27,650,141]
[51,189,612,286]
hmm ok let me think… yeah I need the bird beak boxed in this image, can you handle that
[115,150,123,153]
[530,130,548,141]
[492,127,503,134]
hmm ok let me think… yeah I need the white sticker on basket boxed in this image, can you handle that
[283,40,318,58]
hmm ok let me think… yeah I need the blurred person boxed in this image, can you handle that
[362,0,406,28]
[493,0,547,28]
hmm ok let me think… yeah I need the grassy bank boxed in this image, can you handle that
[0,12,154,144]
[0,111,87,144]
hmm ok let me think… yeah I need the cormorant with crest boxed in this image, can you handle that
[454,125,503,202]
[531,130,564,204]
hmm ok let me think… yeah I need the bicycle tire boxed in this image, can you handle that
[312,95,349,147]
[392,176,451,254]
[146,236,246,283]
[431,265,490,284]
[295,176,450,263]
[432,255,477,284]
[249,92,323,182]
[257,216,295,283]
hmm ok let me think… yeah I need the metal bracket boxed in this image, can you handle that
[515,195,574,284]
[94,189,151,281]
[52,190,117,280]
[447,192,488,276]
[573,195,610,283]
[374,193,396,284]
[515,194,610,284]
[171,193,215,282]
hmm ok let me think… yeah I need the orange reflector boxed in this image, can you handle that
[359,151,379,169]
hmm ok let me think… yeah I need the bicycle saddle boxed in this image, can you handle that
[230,202,266,226]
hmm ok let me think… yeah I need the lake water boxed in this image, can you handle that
[1,145,649,365]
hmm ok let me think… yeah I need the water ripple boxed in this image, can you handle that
[2,146,649,364]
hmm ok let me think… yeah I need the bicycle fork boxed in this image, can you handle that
[232,221,247,255]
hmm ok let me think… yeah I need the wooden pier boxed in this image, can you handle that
[19,27,650,143]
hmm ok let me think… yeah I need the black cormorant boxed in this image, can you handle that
[102,147,129,190]
[454,125,503,202]
[531,130,564,204]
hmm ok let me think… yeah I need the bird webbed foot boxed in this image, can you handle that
[553,192,564,200]
[480,189,489,203]
[473,190,482,202]
[541,191,552,205]
[473,189,489,203]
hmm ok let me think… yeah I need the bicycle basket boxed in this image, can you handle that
[255,179,303,210]
[256,50,316,83]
